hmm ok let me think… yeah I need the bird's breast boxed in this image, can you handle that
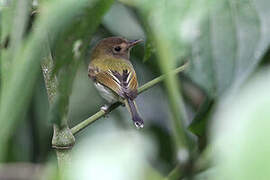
[94,82,118,103]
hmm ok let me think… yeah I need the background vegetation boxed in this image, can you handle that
[1,0,270,179]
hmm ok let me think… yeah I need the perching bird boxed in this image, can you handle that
[88,37,144,128]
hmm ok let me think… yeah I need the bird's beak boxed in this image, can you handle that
[127,39,143,48]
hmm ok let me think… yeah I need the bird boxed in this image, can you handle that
[88,37,144,128]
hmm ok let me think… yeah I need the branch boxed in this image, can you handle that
[41,43,75,170]
[71,62,189,135]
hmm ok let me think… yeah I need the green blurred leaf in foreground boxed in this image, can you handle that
[67,125,159,180]
[209,68,270,180]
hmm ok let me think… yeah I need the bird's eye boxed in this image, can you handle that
[114,46,121,52]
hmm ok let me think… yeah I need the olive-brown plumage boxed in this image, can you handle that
[88,37,144,128]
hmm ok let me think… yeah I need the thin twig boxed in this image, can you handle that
[71,62,189,135]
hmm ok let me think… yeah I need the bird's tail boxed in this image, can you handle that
[125,99,144,128]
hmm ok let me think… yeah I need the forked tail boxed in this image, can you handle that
[125,99,144,128]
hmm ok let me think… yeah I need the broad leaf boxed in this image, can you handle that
[209,69,270,180]
[187,0,270,97]
[187,0,270,135]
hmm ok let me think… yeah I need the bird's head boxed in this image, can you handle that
[91,37,143,60]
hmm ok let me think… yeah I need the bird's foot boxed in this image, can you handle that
[101,104,110,114]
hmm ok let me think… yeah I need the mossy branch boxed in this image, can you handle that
[71,62,189,135]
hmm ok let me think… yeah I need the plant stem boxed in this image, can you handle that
[71,62,189,135]
[41,34,77,172]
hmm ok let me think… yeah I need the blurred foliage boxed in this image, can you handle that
[210,69,270,180]
[187,0,270,137]
[1,0,270,179]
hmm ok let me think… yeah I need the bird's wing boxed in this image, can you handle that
[88,58,138,100]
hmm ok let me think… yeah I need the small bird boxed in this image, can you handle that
[88,37,144,128]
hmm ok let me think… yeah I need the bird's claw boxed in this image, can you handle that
[101,104,110,113]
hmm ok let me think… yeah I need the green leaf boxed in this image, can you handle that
[188,98,214,137]
[187,0,269,96]
[209,69,270,180]
[0,0,31,92]
[187,0,270,136]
